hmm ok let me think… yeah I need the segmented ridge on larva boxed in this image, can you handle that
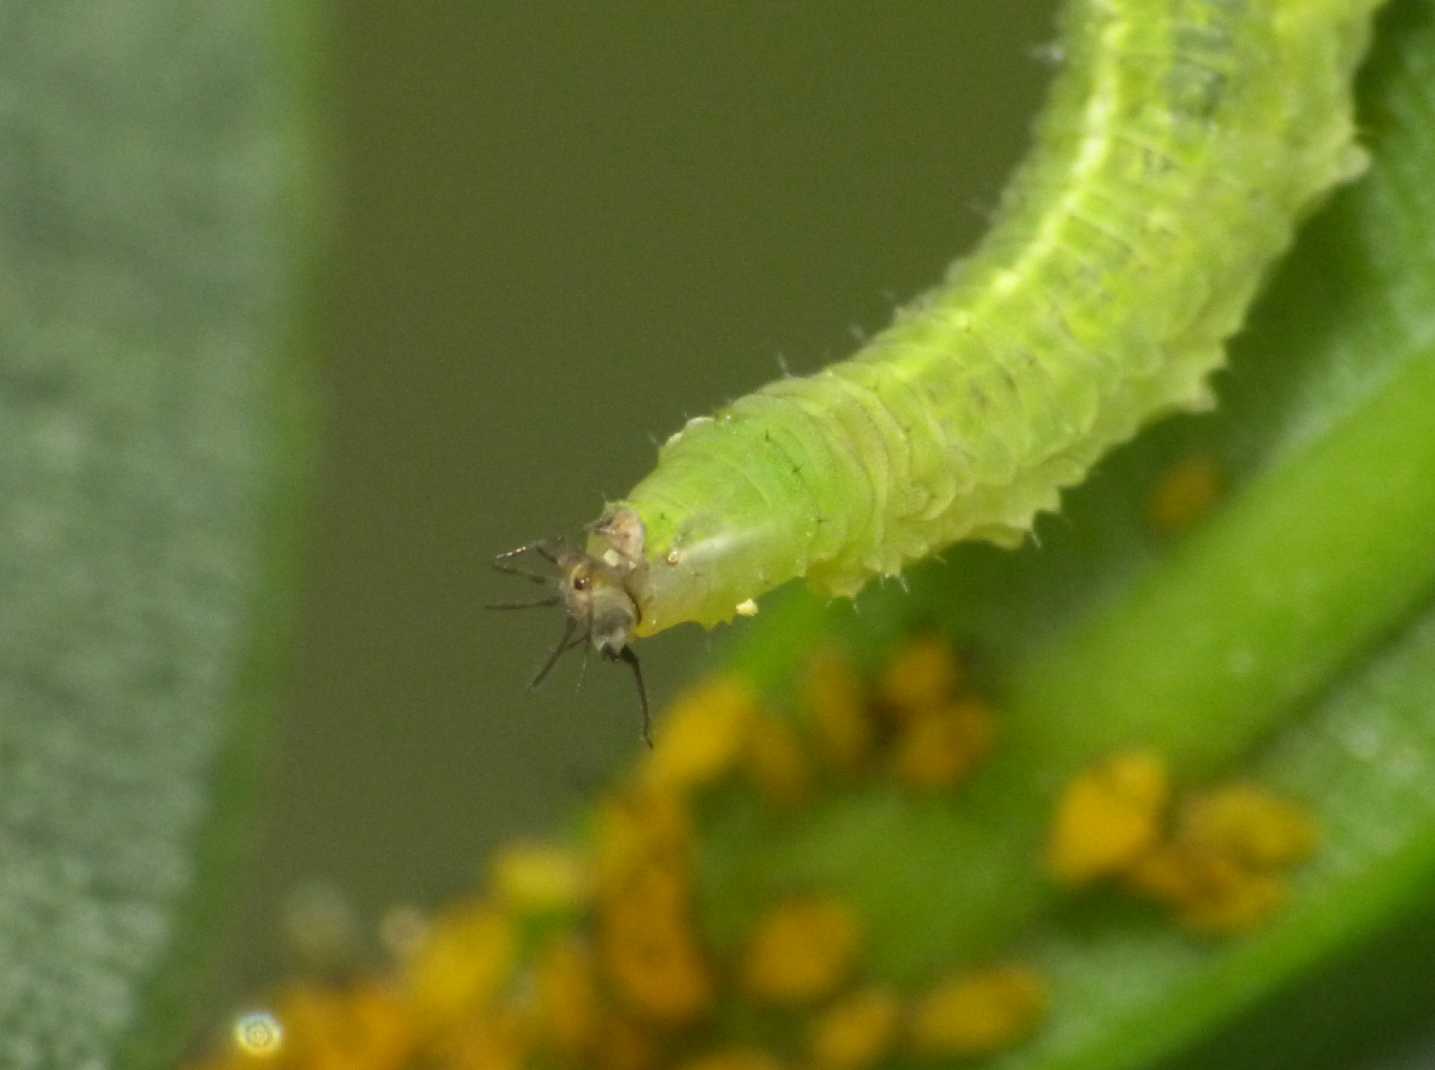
[591,0,1383,637]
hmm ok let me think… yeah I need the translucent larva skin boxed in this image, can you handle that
[593,0,1382,638]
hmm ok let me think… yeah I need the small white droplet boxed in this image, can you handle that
[735,598,759,617]
[233,1010,283,1057]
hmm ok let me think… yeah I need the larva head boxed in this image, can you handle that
[489,536,653,746]
[557,550,639,656]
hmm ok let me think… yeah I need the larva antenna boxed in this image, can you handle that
[485,596,561,610]
[493,538,560,574]
[485,539,562,609]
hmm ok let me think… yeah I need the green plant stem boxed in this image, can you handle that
[1013,345,1435,776]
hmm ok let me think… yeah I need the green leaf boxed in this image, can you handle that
[694,1,1435,1066]
[0,4,315,1068]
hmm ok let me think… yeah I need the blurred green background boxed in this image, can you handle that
[214,0,1059,1014]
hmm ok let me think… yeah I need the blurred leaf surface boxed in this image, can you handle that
[0,4,306,1067]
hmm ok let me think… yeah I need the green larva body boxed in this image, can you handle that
[593,0,1382,638]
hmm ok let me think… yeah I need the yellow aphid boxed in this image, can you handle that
[271,982,415,1070]
[908,965,1047,1057]
[601,911,712,1025]
[535,939,600,1056]
[1125,846,1289,935]
[808,987,902,1070]
[593,1016,658,1070]
[675,1049,784,1070]
[602,855,688,920]
[1048,749,1170,886]
[891,699,997,791]
[803,649,874,772]
[599,861,712,1025]
[1121,783,1318,934]
[1178,783,1320,868]
[1147,453,1223,536]
[1177,871,1289,935]
[741,896,862,1005]
[405,905,515,1029]
[744,715,812,804]
[592,785,710,1024]
[435,1005,530,1070]
[644,676,759,792]
[594,787,692,893]
[876,635,964,719]
[489,840,591,913]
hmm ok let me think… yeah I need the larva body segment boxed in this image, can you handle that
[594,0,1382,638]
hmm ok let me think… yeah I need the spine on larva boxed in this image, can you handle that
[593,0,1384,638]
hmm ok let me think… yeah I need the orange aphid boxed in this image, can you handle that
[489,840,591,913]
[876,635,964,719]
[891,698,997,790]
[1123,782,1319,934]
[1048,749,1170,886]
[803,648,875,772]
[1178,783,1320,868]
[741,896,862,1005]
[534,938,600,1056]
[1125,845,1289,934]
[405,905,515,1030]
[592,1015,658,1070]
[271,982,416,1070]
[808,987,903,1070]
[908,965,1047,1057]
[744,714,812,804]
[599,861,713,1025]
[434,1005,530,1070]
[1147,453,1224,536]
[593,787,692,894]
[644,676,760,792]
